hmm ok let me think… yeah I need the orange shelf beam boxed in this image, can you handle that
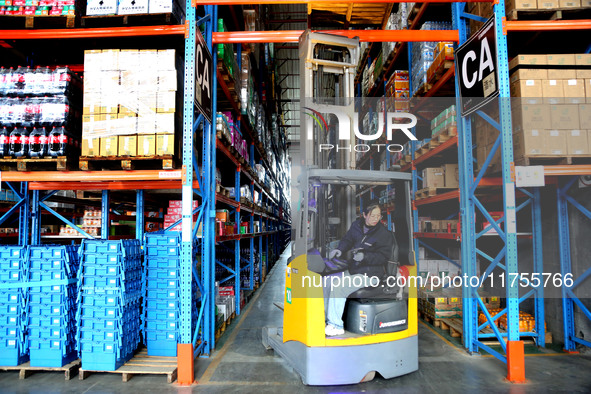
[543,165,591,177]
[414,136,458,167]
[28,180,200,191]
[0,25,184,39]
[2,170,181,182]
[506,19,591,31]
[216,193,240,208]
[414,232,460,240]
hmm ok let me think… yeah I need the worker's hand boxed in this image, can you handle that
[328,249,342,259]
[353,251,364,262]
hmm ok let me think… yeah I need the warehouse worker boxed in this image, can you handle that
[324,201,395,336]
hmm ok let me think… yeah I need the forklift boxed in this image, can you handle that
[262,31,418,385]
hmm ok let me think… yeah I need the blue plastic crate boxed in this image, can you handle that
[0,269,24,282]
[0,303,21,315]
[28,304,64,317]
[145,278,180,290]
[81,264,124,277]
[0,259,23,270]
[27,315,68,328]
[2,315,22,326]
[28,258,64,272]
[146,268,179,280]
[146,245,181,257]
[81,276,121,288]
[79,318,121,331]
[145,320,177,331]
[145,288,181,300]
[145,298,179,311]
[81,240,126,255]
[146,339,177,357]
[28,326,70,340]
[78,328,121,343]
[81,294,120,307]
[29,246,65,260]
[29,348,77,368]
[0,346,29,367]
[145,258,180,269]
[145,233,181,247]
[80,305,123,319]
[28,292,65,305]
[0,246,25,259]
[144,309,178,321]
[29,271,66,282]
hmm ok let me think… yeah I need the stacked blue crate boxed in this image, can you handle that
[77,240,142,371]
[143,233,197,357]
[27,245,78,367]
[0,246,28,366]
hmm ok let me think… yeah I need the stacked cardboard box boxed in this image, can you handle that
[421,164,458,188]
[163,200,198,232]
[82,49,179,158]
[385,70,410,111]
[505,0,589,17]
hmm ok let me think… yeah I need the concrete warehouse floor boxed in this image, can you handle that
[1,247,590,393]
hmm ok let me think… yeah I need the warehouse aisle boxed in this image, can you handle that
[1,246,591,393]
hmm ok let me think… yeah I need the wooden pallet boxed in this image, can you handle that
[413,82,432,98]
[0,156,74,171]
[0,359,80,380]
[415,187,456,200]
[217,61,240,103]
[79,350,177,383]
[0,14,76,29]
[79,155,175,171]
[414,126,457,159]
[515,155,591,167]
[506,6,591,21]
[80,12,179,28]
[428,58,454,84]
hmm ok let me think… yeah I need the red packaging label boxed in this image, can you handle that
[0,135,8,144]
[39,136,48,144]
[29,136,39,144]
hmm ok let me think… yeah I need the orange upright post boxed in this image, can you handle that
[177,343,194,385]
[506,340,525,383]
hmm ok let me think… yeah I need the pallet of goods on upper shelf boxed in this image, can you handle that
[418,217,460,233]
[426,42,454,85]
[80,49,182,171]
[415,164,458,199]
[477,53,591,172]
[504,0,591,21]
[84,0,185,20]
[0,0,78,29]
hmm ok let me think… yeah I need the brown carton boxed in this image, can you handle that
[579,104,591,129]
[511,68,548,81]
[100,136,118,157]
[512,103,551,132]
[559,0,581,6]
[509,54,548,69]
[576,70,591,79]
[422,167,445,188]
[81,137,100,157]
[546,54,576,66]
[156,133,175,156]
[513,129,545,158]
[443,164,459,188]
[544,130,568,155]
[588,130,591,153]
[586,80,591,103]
[566,130,589,155]
[510,79,543,102]
[537,0,559,7]
[138,134,156,156]
[506,0,537,9]
[542,80,565,105]
[575,54,591,66]
[582,0,591,6]
[547,69,577,80]
[550,104,580,129]
[118,135,137,156]
[563,79,586,104]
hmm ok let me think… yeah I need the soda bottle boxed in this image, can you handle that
[35,66,53,95]
[8,126,29,157]
[0,67,8,96]
[22,97,39,128]
[0,127,10,157]
[53,66,72,95]
[13,66,26,96]
[29,126,48,158]
[23,66,35,96]
[48,126,70,157]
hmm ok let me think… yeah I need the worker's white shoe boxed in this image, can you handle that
[325,324,345,336]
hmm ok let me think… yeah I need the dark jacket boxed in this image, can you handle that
[337,218,395,278]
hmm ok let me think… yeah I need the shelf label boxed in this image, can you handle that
[195,28,213,123]
[515,166,545,187]
[455,14,500,116]
[159,170,182,179]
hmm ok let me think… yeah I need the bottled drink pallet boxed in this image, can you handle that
[79,155,175,171]
[78,349,177,383]
[0,156,73,171]
[80,12,181,28]
[0,14,76,29]
[0,359,81,380]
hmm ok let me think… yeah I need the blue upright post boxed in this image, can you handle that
[18,182,29,246]
[101,190,109,240]
[136,190,144,241]
[532,187,545,347]
[31,190,41,245]
[452,3,478,354]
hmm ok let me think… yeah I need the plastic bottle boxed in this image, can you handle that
[8,126,29,157]
[48,126,70,157]
[0,67,8,96]
[0,127,10,157]
[29,126,48,158]
[53,66,72,95]
[34,66,52,95]
[24,66,35,96]
[13,66,27,96]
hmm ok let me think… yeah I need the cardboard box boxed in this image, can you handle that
[576,70,591,79]
[216,210,229,222]
[512,104,551,132]
[582,0,591,6]
[158,70,178,91]
[114,114,137,135]
[155,113,175,134]
[82,137,100,157]
[117,0,148,14]
[510,68,548,81]
[157,91,176,113]
[586,80,591,103]
[509,54,547,70]
[137,114,156,134]
[563,79,586,104]
[547,69,577,80]
[118,50,139,71]
[537,0,559,7]
[118,135,137,156]
[82,91,101,115]
[86,0,117,15]
[559,0,580,6]
[550,104,580,129]
[100,136,118,157]
[579,104,591,129]
[510,79,542,101]
[101,49,119,71]
[513,129,545,158]
[576,54,591,67]
[443,164,459,188]
[422,167,445,188]
[138,134,156,156]
[544,130,568,155]
[542,80,564,105]
[137,91,157,113]
[546,54,576,66]
[566,130,589,155]
[506,0,537,9]
[149,0,175,13]
[157,49,176,71]
[156,133,175,156]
